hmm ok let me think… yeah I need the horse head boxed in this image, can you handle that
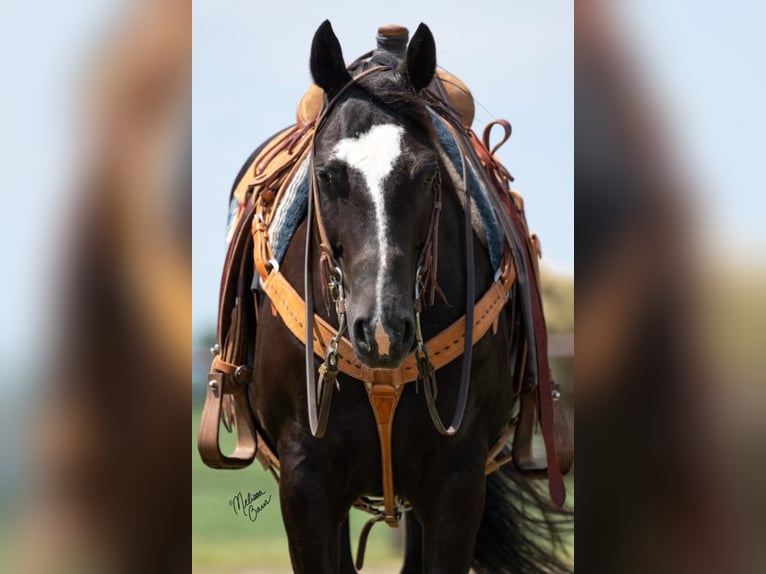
[309,21,439,369]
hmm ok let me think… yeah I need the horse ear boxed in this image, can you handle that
[310,20,351,98]
[400,23,436,91]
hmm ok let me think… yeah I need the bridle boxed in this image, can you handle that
[303,65,477,439]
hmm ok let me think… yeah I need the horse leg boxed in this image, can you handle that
[278,457,347,573]
[416,467,486,574]
[400,512,423,574]
[338,515,356,574]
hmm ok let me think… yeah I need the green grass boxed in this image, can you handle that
[191,406,402,571]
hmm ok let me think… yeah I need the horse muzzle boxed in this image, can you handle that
[351,313,415,369]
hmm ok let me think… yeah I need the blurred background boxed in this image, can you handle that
[0,0,764,572]
[576,1,766,572]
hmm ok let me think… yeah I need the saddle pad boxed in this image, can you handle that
[266,111,504,274]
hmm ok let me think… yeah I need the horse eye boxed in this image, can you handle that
[316,169,332,185]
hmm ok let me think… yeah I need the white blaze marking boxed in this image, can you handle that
[375,322,391,356]
[333,123,404,348]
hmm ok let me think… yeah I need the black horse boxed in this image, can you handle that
[248,21,570,574]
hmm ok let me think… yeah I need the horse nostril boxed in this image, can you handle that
[352,316,414,359]
[402,318,415,346]
[353,318,369,350]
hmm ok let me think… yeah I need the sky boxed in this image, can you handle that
[620,0,766,253]
[192,1,574,341]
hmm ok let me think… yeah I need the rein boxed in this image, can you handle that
[417,122,476,436]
